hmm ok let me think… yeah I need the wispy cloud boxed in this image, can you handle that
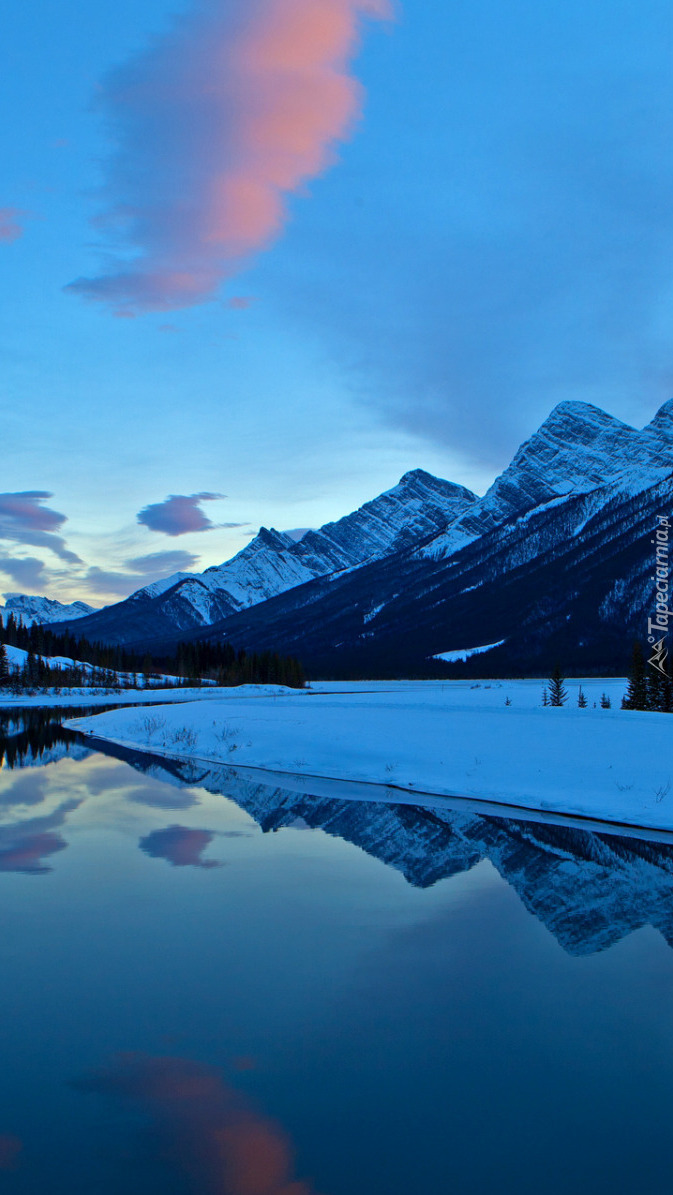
[67,0,393,314]
[0,555,49,591]
[126,549,200,573]
[0,208,24,244]
[79,548,200,599]
[137,493,230,536]
[0,492,81,564]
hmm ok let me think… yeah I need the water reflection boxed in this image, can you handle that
[74,1054,323,1195]
[0,1136,22,1172]
[2,708,673,1194]
[0,705,105,770]
[127,754,673,958]
[0,800,82,874]
[2,706,673,955]
[139,826,222,869]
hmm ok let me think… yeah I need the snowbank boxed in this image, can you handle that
[64,678,673,834]
[0,683,298,709]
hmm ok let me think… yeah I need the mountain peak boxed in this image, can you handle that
[1,594,96,627]
[538,400,633,438]
[645,396,673,435]
[398,468,442,485]
[421,398,643,559]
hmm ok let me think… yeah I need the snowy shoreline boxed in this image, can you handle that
[0,685,283,709]
[59,677,673,836]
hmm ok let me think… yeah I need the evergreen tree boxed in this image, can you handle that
[646,664,673,713]
[577,686,587,708]
[622,642,648,710]
[541,687,549,707]
[548,664,568,707]
[0,643,8,687]
[600,693,611,709]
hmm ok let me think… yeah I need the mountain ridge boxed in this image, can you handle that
[43,397,673,673]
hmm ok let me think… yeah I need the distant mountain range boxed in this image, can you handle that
[38,397,673,674]
[0,594,96,627]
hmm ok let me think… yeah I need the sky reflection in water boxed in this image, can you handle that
[1,710,673,1193]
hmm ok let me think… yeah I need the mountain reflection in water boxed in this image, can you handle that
[2,706,673,957]
[3,707,673,1194]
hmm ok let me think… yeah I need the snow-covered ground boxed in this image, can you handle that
[63,677,673,834]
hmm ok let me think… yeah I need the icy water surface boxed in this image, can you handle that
[1,707,673,1194]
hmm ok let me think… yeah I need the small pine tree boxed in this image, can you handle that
[505,696,512,706]
[548,664,568,707]
[0,643,8,687]
[541,687,549,707]
[577,686,587,708]
[600,693,611,709]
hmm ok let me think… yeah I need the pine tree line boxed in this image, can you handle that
[0,616,306,692]
[622,642,673,712]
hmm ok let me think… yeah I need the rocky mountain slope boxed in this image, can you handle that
[51,470,476,647]
[48,397,673,673]
[180,464,669,675]
[170,399,673,675]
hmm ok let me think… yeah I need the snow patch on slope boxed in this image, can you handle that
[433,641,506,663]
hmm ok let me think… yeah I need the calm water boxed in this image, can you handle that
[1,708,673,1193]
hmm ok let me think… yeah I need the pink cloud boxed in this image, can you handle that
[67,0,393,315]
[227,295,259,310]
[0,208,23,244]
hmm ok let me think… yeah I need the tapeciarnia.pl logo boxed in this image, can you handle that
[648,515,670,677]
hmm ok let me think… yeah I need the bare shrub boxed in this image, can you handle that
[135,714,167,744]
[170,726,199,751]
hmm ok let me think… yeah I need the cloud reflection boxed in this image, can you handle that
[139,825,221,868]
[0,800,81,874]
[0,770,50,810]
[0,1135,22,1170]
[75,1053,323,1193]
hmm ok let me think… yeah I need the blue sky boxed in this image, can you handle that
[2,0,672,604]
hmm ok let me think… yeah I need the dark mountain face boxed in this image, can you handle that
[173,467,672,676]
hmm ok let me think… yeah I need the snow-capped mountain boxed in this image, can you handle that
[1,594,96,627]
[171,398,673,676]
[141,467,477,607]
[52,470,476,647]
[423,398,673,559]
[49,397,673,671]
